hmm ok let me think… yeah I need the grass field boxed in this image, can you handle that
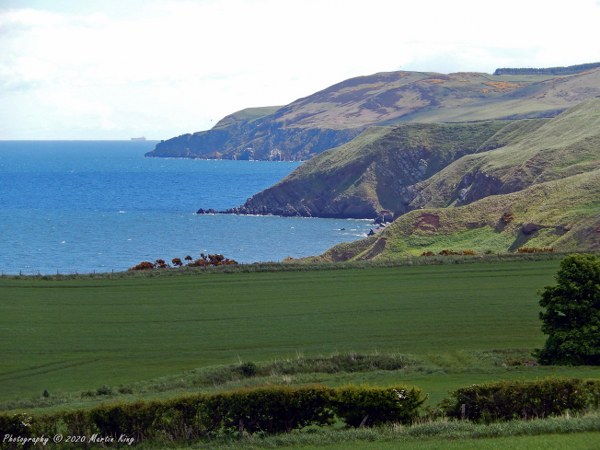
[2,258,600,415]
[292,433,600,450]
[136,414,600,449]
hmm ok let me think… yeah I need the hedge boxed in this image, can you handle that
[333,386,425,427]
[442,378,600,423]
[0,385,423,447]
[3,379,598,448]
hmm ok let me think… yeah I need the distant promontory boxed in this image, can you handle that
[147,65,600,162]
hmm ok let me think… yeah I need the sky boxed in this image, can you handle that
[1,0,599,140]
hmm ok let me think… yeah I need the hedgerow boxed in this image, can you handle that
[2,379,599,448]
[332,386,425,427]
[441,378,600,423]
[0,385,423,447]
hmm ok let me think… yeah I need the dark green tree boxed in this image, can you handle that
[536,254,600,365]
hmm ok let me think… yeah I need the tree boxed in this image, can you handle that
[536,254,600,365]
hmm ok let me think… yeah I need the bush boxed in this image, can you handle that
[96,385,113,396]
[237,361,258,377]
[128,261,155,271]
[442,378,591,422]
[332,386,425,427]
[0,413,34,442]
[91,401,163,441]
[208,386,334,435]
[159,395,219,441]
[517,247,554,253]
[500,211,514,224]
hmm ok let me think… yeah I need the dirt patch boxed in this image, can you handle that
[358,237,388,260]
[415,213,440,232]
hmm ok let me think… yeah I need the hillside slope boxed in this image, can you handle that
[147,66,600,160]
[223,121,511,218]
[316,168,600,261]
[221,99,600,220]
[411,99,600,208]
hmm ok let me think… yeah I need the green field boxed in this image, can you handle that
[2,258,600,413]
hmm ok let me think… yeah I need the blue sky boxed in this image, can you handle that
[1,0,599,140]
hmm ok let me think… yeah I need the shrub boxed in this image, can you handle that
[442,378,591,422]
[207,386,334,434]
[128,261,155,271]
[61,410,97,437]
[159,395,219,441]
[96,385,113,396]
[91,401,163,442]
[517,247,554,253]
[500,211,514,224]
[171,258,183,267]
[0,413,34,442]
[438,249,461,256]
[266,353,408,375]
[332,386,425,427]
[237,362,258,377]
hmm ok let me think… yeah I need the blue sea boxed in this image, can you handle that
[0,141,372,274]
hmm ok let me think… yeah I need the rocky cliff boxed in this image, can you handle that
[147,67,600,161]
[222,121,510,219]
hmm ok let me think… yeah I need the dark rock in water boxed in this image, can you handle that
[196,208,217,215]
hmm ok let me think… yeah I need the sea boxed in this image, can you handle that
[0,141,373,275]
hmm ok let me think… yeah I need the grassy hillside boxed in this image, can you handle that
[412,99,600,208]
[146,67,600,160]
[226,121,509,218]
[318,169,600,261]
[210,105,283,130]
[5,258,599,410]
[229,99,600,224]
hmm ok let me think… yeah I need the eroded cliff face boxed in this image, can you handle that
[216,99,600,222]
[221,121,509,219]
[148,122,362,161]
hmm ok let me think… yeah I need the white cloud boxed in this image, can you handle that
[1,0,600,139]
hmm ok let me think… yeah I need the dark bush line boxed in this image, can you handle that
[0,385,424,447]
[129,253,237,271]
[2,379,600,448]
[442,378,600,423]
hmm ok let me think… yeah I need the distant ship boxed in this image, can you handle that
[131,136,147,141]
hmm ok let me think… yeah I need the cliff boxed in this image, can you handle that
[223,121,510,218]
[303,100,600,259]
[147,67,600,161]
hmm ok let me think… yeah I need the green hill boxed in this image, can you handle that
[411,99,600,208]
[224,121,510,218]
[317,168,600,261]
[146,66,600,160]
[225,100,600,219]
[225,100,600,256]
